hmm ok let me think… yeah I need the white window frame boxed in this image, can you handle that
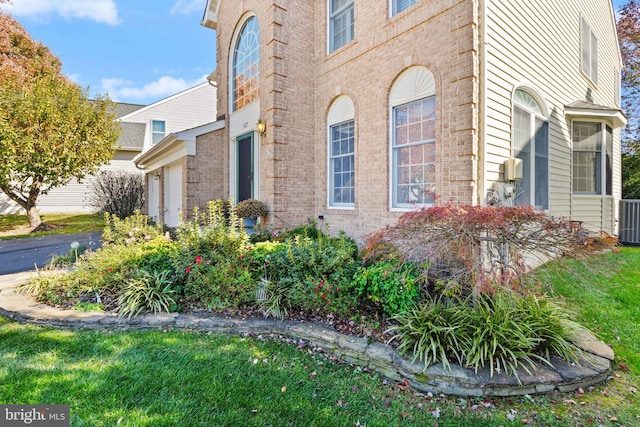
[511,87,549,210]
[389,66,437,211]
[391,0,419,16]
[571,120,613,196]
[327,95,356,209]
[151,120,165,145]
[231,15,260,112]
[581,17,598,85]
[329,120,355,208]
[328,0,354,53]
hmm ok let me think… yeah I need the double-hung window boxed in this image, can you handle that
[151,120,165,145]
[327,95,356,207]
[330,121,355,206]
[512,89,549,210]
[390,66,436,209]
[392,97,436,207]
[329,0,354,53]
[392,0,418,15]
[581,17,598,85]
[572,121,612,195]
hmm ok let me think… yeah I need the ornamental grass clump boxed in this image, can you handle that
[118,269,176,318]
[388,290,581,383]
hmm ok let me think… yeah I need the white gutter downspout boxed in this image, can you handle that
[479,0,488,206]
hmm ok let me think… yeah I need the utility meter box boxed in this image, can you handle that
[504,158,523,182]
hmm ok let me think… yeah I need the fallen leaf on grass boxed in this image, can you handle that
[609,416,618,421]
[281,386,287,393]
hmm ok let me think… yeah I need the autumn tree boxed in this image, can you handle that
[0,8,120,228]
[618,0,640,150]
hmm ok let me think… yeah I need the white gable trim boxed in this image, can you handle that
[117,82,209,122]
[134,120,225,170]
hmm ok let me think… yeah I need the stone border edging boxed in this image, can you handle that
[0,286,613,397]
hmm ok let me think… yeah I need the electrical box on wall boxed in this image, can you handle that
[504,158,523,182]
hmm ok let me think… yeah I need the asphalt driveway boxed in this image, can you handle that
[0,232,102,275]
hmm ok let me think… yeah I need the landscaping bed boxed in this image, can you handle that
[18,201,614,387]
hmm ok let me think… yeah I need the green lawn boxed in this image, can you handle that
[0,249,639,426]
[0,213,104,239]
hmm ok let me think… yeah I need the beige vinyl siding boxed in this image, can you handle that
[0,151,141,214]
[483,0,622,233]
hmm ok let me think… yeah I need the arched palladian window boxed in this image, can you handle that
[232,16,260,111]
[390,66,436,209]
[327,95,356,207]
[512,87,549,210]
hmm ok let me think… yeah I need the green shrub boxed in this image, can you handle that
[263,233,360,289]
[181,252,257,309]
[350,261,423,317]
[102,211,164,246]
[118,269,177,318]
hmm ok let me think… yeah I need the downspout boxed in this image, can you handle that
[478,0,488,206]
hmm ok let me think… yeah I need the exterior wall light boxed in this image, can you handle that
[256,119,266,137]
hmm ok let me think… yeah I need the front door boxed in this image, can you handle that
[237,133,254,202]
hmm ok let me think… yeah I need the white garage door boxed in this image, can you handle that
[163,163,183,227]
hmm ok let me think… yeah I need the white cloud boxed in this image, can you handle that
[1,0,120,26]
[100,75,206,103]
[170,0,203,16]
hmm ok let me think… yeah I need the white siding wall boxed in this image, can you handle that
[122,83,217,153]
[483,0,622,233]
[0,152,141,215]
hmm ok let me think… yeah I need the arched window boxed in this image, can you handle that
[512,87,549,209]
[232,16,260,111]
[390,66,436,208]
[327,96,355,207]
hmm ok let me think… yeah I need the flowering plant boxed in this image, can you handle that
[235,198,268,218]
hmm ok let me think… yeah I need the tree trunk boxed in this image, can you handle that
[27,205,42,229]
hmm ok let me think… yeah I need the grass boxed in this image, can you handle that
[0,249,639,426]
[534,246,640,375]
[0,213,104,239]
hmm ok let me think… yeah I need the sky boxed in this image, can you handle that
[0,0,629,106]
[0,0,217,105]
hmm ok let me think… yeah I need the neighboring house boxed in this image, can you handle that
[158,0,625,241]
[0,82,217,215]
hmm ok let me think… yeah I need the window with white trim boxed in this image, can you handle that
[327,95,355,207]
[329,0,354,53]
[329,121,355,206]
[151,120,165,145]
[513,89,549,210]
[232,16,260,111]
[390,67,437,209]
[392,0,418,15]
[572,121,612,195]
[581,17,598,85]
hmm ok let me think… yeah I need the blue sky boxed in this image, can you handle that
[0,0,216,105]
[0,0,628,105]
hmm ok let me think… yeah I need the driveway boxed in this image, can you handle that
[0,232,102,275]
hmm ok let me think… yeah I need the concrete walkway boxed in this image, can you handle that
[0,276,615,397]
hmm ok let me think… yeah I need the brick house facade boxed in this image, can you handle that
[185,0,624,241]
